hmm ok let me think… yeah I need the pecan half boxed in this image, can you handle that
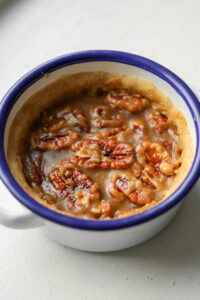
[106,91,149,112]
[31,130,79,151]
[91,105,124,128]
[136,142,174,175]
[71,139,135,169]
[109,172,152,205]
[49,161,99,210]
[23,154,41,185]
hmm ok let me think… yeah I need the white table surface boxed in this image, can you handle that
[0,0,200,299]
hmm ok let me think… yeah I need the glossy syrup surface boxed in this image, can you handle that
[22,90,182,219]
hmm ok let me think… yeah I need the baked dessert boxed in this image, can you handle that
[7,72,193,219]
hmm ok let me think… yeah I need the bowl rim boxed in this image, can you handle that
[0,50,200,231]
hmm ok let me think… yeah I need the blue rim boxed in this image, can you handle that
[0,50,200,231]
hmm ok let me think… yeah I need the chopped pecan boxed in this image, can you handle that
[109,172,152,205]
[49,161,99,210]
[71,139,134,169]
[31,130,79,151]
[136,142,174,175]
[146,110,168,133]
[106,91,149,112]
[91,105,124,128]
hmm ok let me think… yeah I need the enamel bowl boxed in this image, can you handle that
[0,50,200,252]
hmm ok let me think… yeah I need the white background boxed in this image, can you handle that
[0,0,200,299]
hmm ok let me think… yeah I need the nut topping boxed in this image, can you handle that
[71,139,135,169]
[106,91,149,112]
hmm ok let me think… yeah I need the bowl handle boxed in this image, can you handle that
[0,179,44,229]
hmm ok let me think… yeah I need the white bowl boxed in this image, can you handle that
[0,50,200,252]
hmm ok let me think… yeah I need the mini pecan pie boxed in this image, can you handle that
[7,72,193,220]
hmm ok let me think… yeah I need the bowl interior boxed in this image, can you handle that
[4,61,197,154]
